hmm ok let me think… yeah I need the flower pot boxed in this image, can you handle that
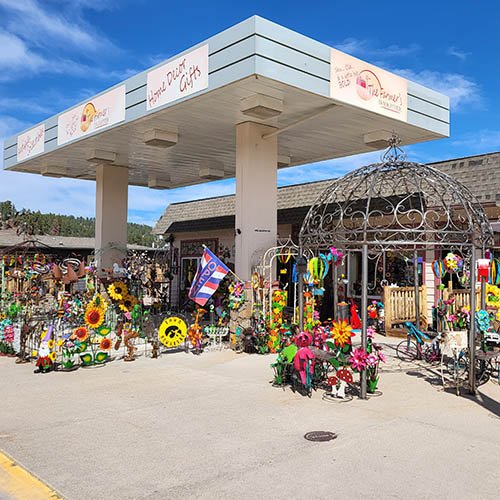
[367,377,379,394]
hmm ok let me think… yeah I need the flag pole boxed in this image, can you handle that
[202,244,245,283]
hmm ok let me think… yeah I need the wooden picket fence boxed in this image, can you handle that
[383,285,427,333]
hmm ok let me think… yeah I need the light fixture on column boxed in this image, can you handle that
[278,155,291,168]
[148,174,172,189]
[240,94,283,120]
[86,149,117,164]
[143,128,178,148]
[363,130,394,149]
[40,165,67,177]
[199,159,225,180]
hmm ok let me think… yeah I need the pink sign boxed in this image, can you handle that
[147,45,209,111]
[330,48,408,121]
[17,124,45,162]
[57,86,126,146]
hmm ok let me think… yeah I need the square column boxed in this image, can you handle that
[95,164,128,272]
[235,122,278,280]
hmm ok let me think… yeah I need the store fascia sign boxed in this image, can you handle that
[330,48,408,121]
[17,124,45,161]
[147,44,209,111]
[57,86,126,146]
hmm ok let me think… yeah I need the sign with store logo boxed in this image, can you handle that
[17,124,45,161]
[330,48,407,121]
[147,44,209,111]
[57,86,126,146]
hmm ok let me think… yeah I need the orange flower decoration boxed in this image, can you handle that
[74,326,89,342]
[99,337,112,351]
[331,320,355,347]
[84,305,105,329]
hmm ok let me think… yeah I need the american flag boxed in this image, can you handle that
[188,247,230,306]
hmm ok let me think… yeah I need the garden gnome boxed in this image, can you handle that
[34,325,54,373]
[293,332,315,386]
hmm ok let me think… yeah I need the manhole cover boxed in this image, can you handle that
[304,431,337,442]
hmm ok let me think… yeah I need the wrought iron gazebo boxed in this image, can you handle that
[299,139,494,397]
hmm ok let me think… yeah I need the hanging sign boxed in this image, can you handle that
[147,45,209,111]
[330,48,408,121]
[57,86,126,146]
[17,124,45,161]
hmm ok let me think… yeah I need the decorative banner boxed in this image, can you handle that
[57,86,126,146]
[330,48,408,121]
[17,124,45,161]
[147,44,209,111]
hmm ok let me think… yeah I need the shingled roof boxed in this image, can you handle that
[153,151,500,235]
[0,229,153,252]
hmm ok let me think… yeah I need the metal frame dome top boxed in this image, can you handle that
[299,138,494,252]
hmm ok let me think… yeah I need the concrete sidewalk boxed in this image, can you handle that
[0,341,499,499]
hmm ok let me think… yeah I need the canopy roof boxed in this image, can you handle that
[3,16,449,189]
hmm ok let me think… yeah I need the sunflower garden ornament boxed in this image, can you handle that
[108,281,128,301]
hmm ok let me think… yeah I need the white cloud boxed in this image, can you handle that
[451,130,500,151]
[0,0,115,54]
[334,37,420,59]
[447,46,469,61]
[0,0,140,83]
[278,151,383,186]
[0,31,44,74]
[394,68,480,110]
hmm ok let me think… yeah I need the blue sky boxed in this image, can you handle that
[0,0,499,227]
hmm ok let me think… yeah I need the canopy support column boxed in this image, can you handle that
[235,122,278,281]
[95,164,128,273]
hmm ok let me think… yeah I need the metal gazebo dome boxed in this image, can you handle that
[297,139,494,398]
[299,143,493,252]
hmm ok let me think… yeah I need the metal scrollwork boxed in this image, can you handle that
[299,143,494,253]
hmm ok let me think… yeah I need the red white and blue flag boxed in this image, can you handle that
[188,247,230,306]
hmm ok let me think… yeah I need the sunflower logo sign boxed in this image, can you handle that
[57,86,126,145]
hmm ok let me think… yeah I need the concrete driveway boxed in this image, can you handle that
[1,340,499,499]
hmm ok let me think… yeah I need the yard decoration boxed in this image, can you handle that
[349,300,361,329]
[444,253,463,273]
[34,325,55,373]
[84,304,105,329]
[118,294,138,313]
[228,281,246,310]
[108,281,128,301]
[329,247,344,265]
[0,321,16,356]
[123,326,139,361]
[331,319,354,347]
[485,284,500,308]
[333,368,353,398]
[293,332,315,387]
[158,316,188,348]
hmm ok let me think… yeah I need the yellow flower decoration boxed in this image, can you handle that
[57,339,64,347]
[107,281,128,301]
[90,293,108,312]
[486,284,500,308]
[31,350,38,357]
[49,352,57,362]
[331,320,355,347]
[84,305,105,329]
[47,339,55,349]
[119,294,138,312]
